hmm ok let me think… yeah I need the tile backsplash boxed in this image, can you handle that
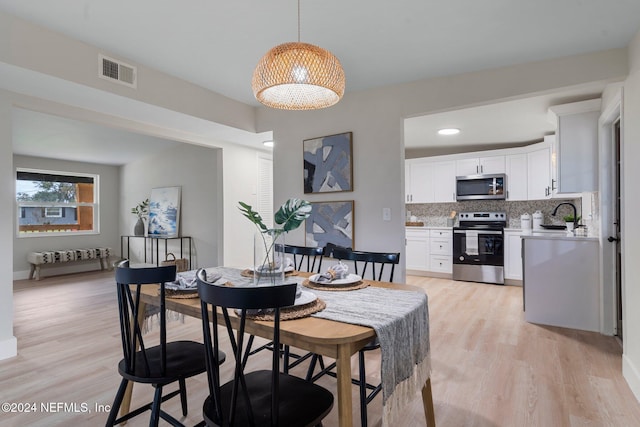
[406,198,585,229]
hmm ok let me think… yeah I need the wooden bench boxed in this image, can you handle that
[27,247,112,280]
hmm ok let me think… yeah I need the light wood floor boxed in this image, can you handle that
[2,271,640,426]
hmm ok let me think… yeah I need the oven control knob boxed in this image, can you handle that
[459,256,464,261]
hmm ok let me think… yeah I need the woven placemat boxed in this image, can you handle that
[243,298,326,321]
[302,279,369,291]
[241,269,299,278]
[163,288,199,299]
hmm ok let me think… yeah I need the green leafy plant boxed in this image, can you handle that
[131,198,149,218]
[563,214,581,223]
[239,198,312,236]
[239,198,311,280]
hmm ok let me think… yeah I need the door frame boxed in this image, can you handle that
[598,87,623,336]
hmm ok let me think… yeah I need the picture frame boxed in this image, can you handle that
[148,186,181,237]
[303,131,353,194]
[305,200,354,249]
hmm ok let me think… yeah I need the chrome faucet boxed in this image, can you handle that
[551,202,578,230]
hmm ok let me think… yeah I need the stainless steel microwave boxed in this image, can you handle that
[456,174,506,201]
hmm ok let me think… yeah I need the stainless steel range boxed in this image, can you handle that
[452,211,506,285]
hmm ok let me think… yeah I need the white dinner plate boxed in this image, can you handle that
[308,273,362,286]
[289,290,317,307]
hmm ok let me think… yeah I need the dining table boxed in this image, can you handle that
[122,268,435,427]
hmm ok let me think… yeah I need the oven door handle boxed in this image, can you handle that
[454,230,503,235]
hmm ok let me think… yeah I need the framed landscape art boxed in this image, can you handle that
[305,200,354,249]
[148,186,181,237]
[303,132,353,194]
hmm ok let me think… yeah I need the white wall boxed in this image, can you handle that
[12,155,120,278]
[622,28,640,400]
[222,146,269,268]
[0,91,16,359]
[120,143,223,268]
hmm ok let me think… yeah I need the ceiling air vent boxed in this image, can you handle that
[98,54,137,88]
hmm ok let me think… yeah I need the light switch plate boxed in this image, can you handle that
[383,208,391,221]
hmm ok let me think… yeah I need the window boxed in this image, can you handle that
[44,207,62,218]
[16,168,99,237]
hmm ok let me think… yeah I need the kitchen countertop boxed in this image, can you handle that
[506,228,597,240]
[405,226,452,230]
[520,233,597,241]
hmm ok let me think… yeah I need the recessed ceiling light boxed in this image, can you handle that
[263,140,274,147]
[438,128,460,136]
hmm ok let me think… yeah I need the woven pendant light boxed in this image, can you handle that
[252,1,345,110]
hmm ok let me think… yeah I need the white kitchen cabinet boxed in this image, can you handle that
[548,99,600,194]
[504,230,523,281]
[431,161,457,202]
[522,235,600,332]
[405,159,433,203]
[429,229,452,273]
[405,227,452,275]
[405,228,429,271]
[456,155,505,176]
[527,146,551,200]
[429,256,452,273]
[505,153,528,201]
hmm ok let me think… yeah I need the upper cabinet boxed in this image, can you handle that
[548,99,600,194]
[456,155,505,176]
[431,161,457,202]
[406,159,456,203]
[527,145,552,200]
[406,159,433,203]
[505,153,528,201]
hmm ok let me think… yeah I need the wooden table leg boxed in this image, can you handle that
[421,377,436,427]
[119,301,148,423]
[336,344,354,427]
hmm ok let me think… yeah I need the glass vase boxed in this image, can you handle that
[254,230,285,286]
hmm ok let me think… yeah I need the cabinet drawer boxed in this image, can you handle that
[406,228,429,237]
[430,239,450,255]
[430,255,452,273]
[429,229,452,238]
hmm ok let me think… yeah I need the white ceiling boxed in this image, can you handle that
[2,0,640,161]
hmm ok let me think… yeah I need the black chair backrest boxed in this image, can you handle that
[283,244,325,273]
[328,246,400,282]
[196,268,297,426]
[114,260,177,377]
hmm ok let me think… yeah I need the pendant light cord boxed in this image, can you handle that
[297,0,301,42]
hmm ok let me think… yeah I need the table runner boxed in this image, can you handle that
[307,285,431,427]
[198,267,431,427]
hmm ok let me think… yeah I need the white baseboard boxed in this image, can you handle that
[623,353,640,403]
[13,269,30,281]
[0,336,17,360]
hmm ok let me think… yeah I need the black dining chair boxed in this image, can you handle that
[106,260,225,427]
[196,268,334,427]
[246,244,326,373]
[284,244,325,273]
[307,245,401,427]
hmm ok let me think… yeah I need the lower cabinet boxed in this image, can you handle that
[406,228,429,271]
[504,230,523,281]
[406,227,452,275]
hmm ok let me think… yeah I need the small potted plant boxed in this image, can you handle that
[131,198,149,236]
[563,214,581,232]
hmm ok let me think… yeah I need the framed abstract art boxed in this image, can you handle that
[305,200,354,249]
[303,132,353,193]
